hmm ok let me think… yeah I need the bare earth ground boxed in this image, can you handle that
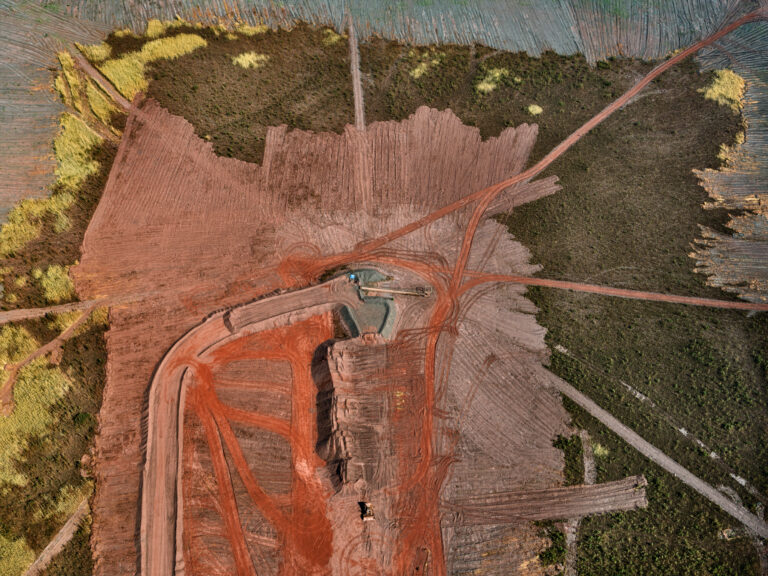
[74,98,647,574]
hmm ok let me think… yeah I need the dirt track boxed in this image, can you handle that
[347,14,365,131]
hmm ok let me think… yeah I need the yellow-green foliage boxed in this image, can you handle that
[0,533,35,576]
[54,74,71,108]
[593,442,609,458]
[13,275,27,289]
[0,325,37,367]
[5,293,17,304]
[113,27,136,38]
[98,33,207,99]
[57,52,83,112]
[699,69,745,112]
[0,198,48,257]
[322,28,344,45]
[145,18,188,38]
[76,41,112,63]
[476,67,509,94]
[0,358,71,488]
[232,51,269,69]
[30,482,91,524]
[47,310,82,332]
[55,113,102,193]
[86,80,118,127]
[237,23,268,36]
[409,49,444,79]
[89,307,109,329]
[37,265,75,304]
[527,103,544,116]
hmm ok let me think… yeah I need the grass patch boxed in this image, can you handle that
[86,81,118,127]
[699,69,745,113]
[146,23,354,164]
[35,265,75,304]
[408,48,444,79]
[476,66,508,94]
[96,33,207,99]
[0,533,35,576]
[0,324,37,368]
[526,103,543,115]
[145,18,187,39]
[554,433,583,485]
[231,51,269,69]
[237,23,269,36]
[55,114,102,194]
[322,28,344,45]
[0,358,71,489]
[75,41,111,63]
[56,52,83,112]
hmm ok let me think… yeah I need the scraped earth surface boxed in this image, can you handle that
[74,99,647,575]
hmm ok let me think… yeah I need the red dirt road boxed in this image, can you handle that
[459,272,768,311]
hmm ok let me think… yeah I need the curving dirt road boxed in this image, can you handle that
[140,278,361,576]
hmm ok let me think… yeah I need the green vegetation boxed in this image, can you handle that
[0,357,71,488]
[86,81,118,127]
[36,265,75,304]
[0,324,37,371]
[0,533,35,576]
[700,69,745,113]
[408,48,444,79]
[96,33,208,99]
[231,51,269,69]
[565,398,758,575]
[56,52,83,112]
[538,521,567,567]
[143,23,354,164]
[55,114,102,194]
[237,23,269,37]
[0,312,106,573]
[39,514,93,576]
[145,18,187,39]
[0,113,100,258]
[554,434,583,485]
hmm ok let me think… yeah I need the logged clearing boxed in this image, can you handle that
[73,98,651,575]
